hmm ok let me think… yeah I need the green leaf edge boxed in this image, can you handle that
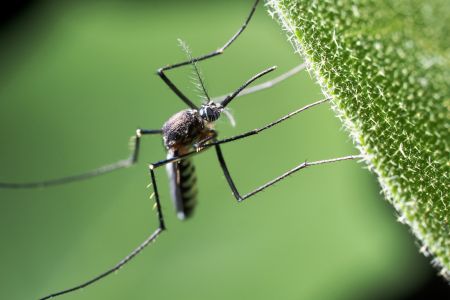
[266,0,449,278]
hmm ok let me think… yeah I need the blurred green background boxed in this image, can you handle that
[0,1,443,299]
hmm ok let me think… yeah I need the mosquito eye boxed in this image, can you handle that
[199,106,220,122]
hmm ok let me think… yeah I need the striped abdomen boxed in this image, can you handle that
[166,151,198,220]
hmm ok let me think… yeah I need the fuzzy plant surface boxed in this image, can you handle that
[267,0,449,277]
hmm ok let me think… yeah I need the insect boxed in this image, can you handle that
[0,0,362,299]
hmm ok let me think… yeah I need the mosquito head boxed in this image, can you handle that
[199,102,222,122]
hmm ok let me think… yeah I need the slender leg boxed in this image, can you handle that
[220,66,276,107]
[157,0,260,109]
[211,63,307,102]
[38,167,166,300]
[212,97,332,146]
[0,129,162,189]
[148,98,334,169]
[215,143,362,202]
[194,130,218,152]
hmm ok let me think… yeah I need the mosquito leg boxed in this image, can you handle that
[210,98,332,148]
[131,129,163,163]
[157,0,260,109]
[149,146,208,169]
[0,128,162,189]
[38,166,166,300]
[211,63,307,102]
[214,144,241,200]
[219,66,276,107]
[131,98,333,171]
[149,167,166,230]
[138,96,332,170]
[193,130,218,152]
[142,96,328,169]
[214,143,362,202]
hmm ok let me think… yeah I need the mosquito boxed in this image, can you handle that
[0,0,362,299]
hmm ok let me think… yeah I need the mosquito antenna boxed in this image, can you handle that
[220,66,276,108]
[178,39,211,102]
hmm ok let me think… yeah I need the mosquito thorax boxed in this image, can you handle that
[162,109,209,149]
[199,102,221,122]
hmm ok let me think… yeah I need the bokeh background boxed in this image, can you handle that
[0,1,448,299]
